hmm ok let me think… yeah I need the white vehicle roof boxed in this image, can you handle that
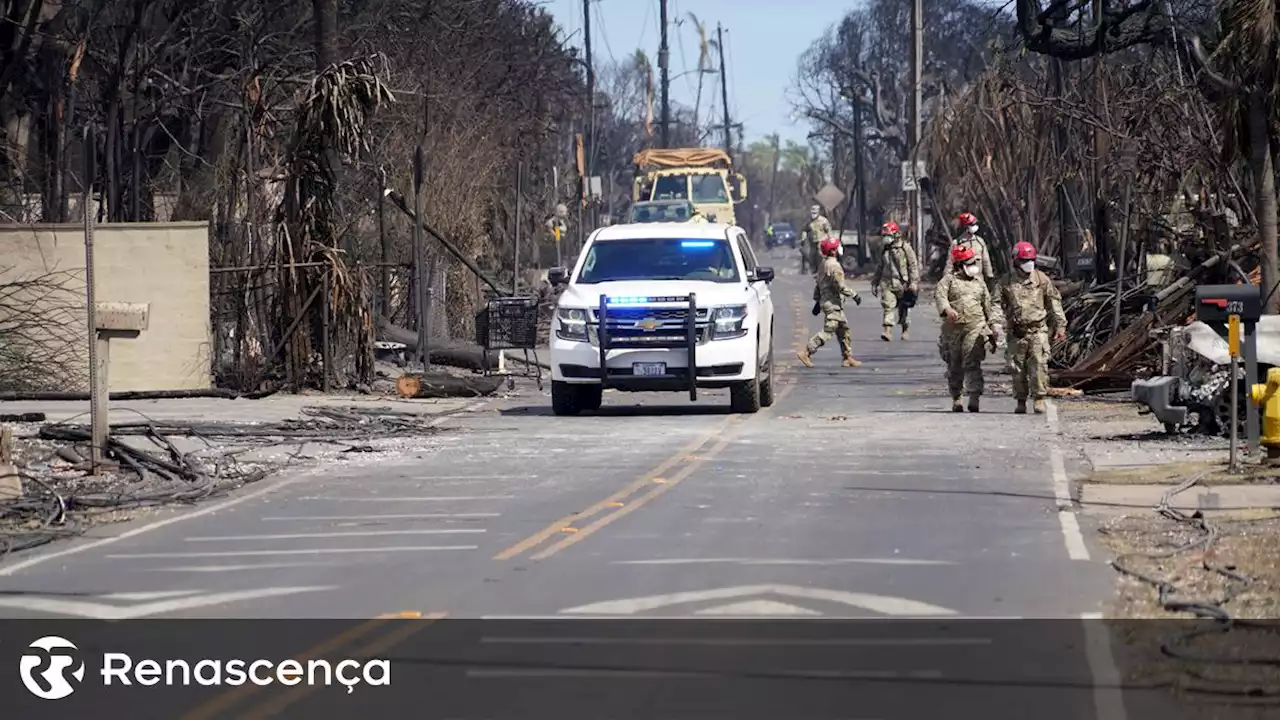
[590,223,738,242]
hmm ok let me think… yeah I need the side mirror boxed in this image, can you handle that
[548,267,570,285]
[730,173,748,204]
[752,267,775,283]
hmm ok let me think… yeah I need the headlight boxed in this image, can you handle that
[711,305,748,340]
[556,307,588,341]
[706,213,718,222]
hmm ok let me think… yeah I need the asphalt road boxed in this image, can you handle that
[1,248,1200,719]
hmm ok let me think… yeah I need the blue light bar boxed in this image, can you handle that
[606,296,650,305]
[681,240,716,248]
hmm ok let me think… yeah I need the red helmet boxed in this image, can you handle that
[1013,241,1037,260]
[951,244,976,264]
[881,221,900,236]
[957,212,978,227]
[819,237,843,257]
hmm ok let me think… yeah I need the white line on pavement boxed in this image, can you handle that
[184,529,486,542]
[145,562,337,573]
[261,513,501,521]
[612,558,953,567]
[1081,612,1129,720]
[1046,400,1091,561]
[480,637,990,647]
[293,495,516,502]
[105,546,478,559]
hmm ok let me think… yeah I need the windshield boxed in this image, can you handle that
[773,222,794,232]
[577,238,740,284]
[652,174,688,201]
[691,174,729,203]
[629,202,693,223]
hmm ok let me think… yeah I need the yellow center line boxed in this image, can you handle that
[528,379,799,561]
[237,613,447,720]
[493,417,736,560]
[178,618,388,720]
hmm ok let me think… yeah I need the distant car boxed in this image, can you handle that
[628,200,698,224]
[766,221,796,249]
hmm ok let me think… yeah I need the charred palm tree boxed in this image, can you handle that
[277,55,394,390]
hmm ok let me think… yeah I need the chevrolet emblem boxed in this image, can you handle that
[635,318,660,331]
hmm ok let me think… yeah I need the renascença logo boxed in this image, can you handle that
[17,635,390,699]
[20,636,86,700]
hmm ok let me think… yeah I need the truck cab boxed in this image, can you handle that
[632,148,747,226]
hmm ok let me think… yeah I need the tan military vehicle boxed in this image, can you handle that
[632,148,747,226]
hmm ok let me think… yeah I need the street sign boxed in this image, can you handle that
[901,161,927,192]
[815,184,844,212]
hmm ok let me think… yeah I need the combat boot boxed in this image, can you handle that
[1015,399,1027,414]
[796,348,814,368]
[952,397,964,413]
[1033,398,1046,414]
[842,356,861,367]
[900,327,910,341]
[967,395,980,413]
[881,326,893,342]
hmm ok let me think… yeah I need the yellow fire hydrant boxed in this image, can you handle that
[1250,367,1280,462]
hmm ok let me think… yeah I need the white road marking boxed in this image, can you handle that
[560,584,956,617]
[184,528,485,542]
[465,668,940,680]
[261,513,501,521]
[695,600,821,616]
[106,546,478,559]
[0,465,329,577]
[481,637,990,647]
[1081,612,1129,720]
[481,614,1028,620]
[99,590,201,601]
[1046,400,1091,561]
[145,562,336,573]
[0,586,332,619]
[612,558,952,567]
[293,495,515,502]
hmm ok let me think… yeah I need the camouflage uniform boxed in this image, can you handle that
[872,237,919,339]
[942,233,995,288]
[997,268,1066,413]
[800,215,833,274]
[934,270,1004,411]
[801,255,860,366]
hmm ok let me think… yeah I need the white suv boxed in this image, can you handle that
[547,222,776,415]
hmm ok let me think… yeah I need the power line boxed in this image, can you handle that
[592,0,617,65]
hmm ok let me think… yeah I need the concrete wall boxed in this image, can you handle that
[0,222,212,392]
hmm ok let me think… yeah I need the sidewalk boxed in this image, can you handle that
[1053,395,1280,620]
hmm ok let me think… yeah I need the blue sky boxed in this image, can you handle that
[537,0,851,146]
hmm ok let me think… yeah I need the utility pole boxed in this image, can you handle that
[909,0,924,263]
[583,0,594,187]
[659,0,670,148]
[716,24,731,158]
[853,100,869,266]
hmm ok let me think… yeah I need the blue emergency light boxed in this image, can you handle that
[681,240,716,249]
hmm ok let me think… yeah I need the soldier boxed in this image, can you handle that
[797,237,864,368]
[943,212,995,290]
[934,244,1004,413]
[689,206,709,224]
[870,220,919,342]
[799,205,833,274]
[997,241,1067,415]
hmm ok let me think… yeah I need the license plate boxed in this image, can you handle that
[633,362,666,376]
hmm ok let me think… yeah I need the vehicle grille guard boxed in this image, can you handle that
[594,293,700,401]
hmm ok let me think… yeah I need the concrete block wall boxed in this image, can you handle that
[0,222,212,392]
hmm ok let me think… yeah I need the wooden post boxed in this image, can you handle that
[0,424,18,500]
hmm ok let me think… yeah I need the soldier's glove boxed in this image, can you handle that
[851,293,862,306]
[811,301,821,316]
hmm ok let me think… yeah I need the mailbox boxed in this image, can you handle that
[94,302,150,332]
[1194,284,1262,324]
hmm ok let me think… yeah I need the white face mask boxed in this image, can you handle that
[1019,260,1035,273]
[963,263,982,278]
[810,209,820,219]
[966,225,979,234]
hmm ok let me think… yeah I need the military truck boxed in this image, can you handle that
[632,148,747,226]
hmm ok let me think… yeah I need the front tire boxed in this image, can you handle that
[729,351,762,414]
[551,381,583,416]
[760,339,775,408]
